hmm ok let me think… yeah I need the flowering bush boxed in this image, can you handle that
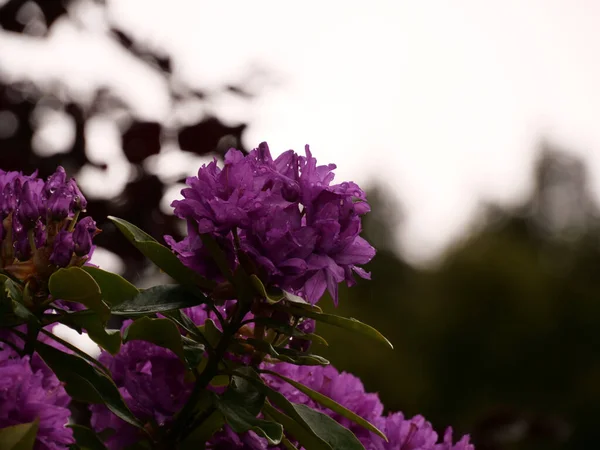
[0,144,474,449]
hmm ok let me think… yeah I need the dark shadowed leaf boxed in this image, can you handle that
[4,279,37,325]
[244,338,329,366]
[180,410,225,450]
[111,285,206,316]
[250,317,328,346]
[124,317,185,361]
[233,367,331,449]
[35,340,143,429]
[261,369,386,440]
[293,403,365,450]
[262,403,329,450]
[275,306,392,349]
[216,375,283,445]
[68,425,107,450]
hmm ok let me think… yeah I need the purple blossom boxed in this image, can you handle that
[67,178,87,211]
[434,428,475,450]
[0,345,73,450]
[0,166,96,284]
[167,142,375,305]
[46,186,72,221]
[89,307,219,448]
[17,180,42,228]
[368,413,438,450]
[263,363,384,446]
[73,217,97,256]
[90,336,192,449]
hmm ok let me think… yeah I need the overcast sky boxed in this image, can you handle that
[2,0,600,265]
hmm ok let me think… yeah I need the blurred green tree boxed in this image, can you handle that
[318,142,600,450]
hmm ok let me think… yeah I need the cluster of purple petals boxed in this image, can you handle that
[89,305,228,448]
[0,167,95,269]
[166,142,375,304]
[262,363,474,450]
[0,344,73,449]
[90,306,473,449]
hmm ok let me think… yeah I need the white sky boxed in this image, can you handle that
[2,0,600,264]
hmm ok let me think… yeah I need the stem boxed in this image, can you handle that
[169,300,251,443]
[23,323,39,355]
[67,211,80,232]
[27,229,37,252]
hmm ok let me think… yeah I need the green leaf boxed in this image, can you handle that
[82,267,139,307]
[123,317,185,361]
[216,375,283,445]
[261,370,387,441]
[243,338,329,366]
[198,318,222,348]
[275,306,393,349]
[280,436,300,450]
[68,425,107,450]
[4,279,37,325]
[262,403,330,450]
[48,267,109,321]
[233,368,331,449]
[250,275,284,304]
[293,403,365,450]
[35,340,143,429]
[108,216,215,291]
[0,419,39,450]
[111,285,206,316]
[4,278,23,304]
[163,310,210,350]
[58,311,121,355]
[251,317,328,346]
[249,276,322,312]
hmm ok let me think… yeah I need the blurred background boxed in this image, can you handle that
[2,1,600,449]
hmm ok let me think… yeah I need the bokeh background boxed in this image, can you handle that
[2,1,600,449]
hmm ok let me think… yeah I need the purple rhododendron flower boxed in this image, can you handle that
[50,231,74,267]
[368,412,438,450]
[263,363,384,447]
[90,311,474,449]
[0,345,73,450]
[90,336,193,449]
[434,428,475,450]
[166,142,375,304]
[90,306,223,448]
[0,166,95,284]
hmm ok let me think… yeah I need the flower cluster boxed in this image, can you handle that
[0,167,98,285]
[0,344,73,449]
[90,307,473,450]
[166,143,375,304]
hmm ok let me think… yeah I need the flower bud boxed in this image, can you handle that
[1,183,16,218]
[50,230,74,267]
[73,217,96,256]
[16,181,40,229]
[47,187,72,221]
[43,166,67,197]
[67,179,87,211]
